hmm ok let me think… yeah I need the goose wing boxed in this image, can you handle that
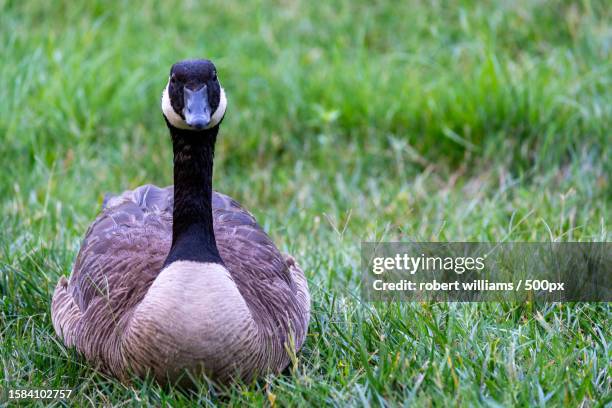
[212,192,310,351]
[51,184,172,350]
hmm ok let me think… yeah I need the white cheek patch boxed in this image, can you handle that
[161,81,191,130]
[161,80,227,130]
[209,87,227,128]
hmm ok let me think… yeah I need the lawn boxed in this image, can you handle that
[0,0,610,406]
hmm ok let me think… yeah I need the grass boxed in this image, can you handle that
[0,0,610,405]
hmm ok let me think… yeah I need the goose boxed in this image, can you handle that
[51,59,310,384]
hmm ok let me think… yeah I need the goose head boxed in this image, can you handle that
[161,59,227,131]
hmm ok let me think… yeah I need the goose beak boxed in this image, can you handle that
[184,86,211,130]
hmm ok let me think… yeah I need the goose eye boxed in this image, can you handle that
[212,71,217,81]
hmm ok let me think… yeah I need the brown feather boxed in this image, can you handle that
[51,184,310,383]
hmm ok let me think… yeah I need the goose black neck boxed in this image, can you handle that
[164,124,223,266]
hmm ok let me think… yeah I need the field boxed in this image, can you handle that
[0,0,610,406]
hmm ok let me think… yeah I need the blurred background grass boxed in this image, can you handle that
[0,0,610,405]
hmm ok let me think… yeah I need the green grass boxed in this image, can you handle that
[1,0,610,405]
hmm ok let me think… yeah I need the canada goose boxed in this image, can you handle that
[51,59,310,384]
